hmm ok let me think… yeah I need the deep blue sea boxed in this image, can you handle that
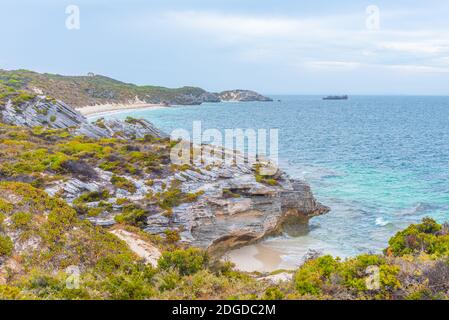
[96,96,449,268]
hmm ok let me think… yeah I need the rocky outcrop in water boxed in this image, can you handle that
[218,90,273,102]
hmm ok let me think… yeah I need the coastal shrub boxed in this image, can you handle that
[99,160,121,173]
[253,163,279,186]
[110,175,136,193]
[337,255,401,294]
[1,149,71,176]
[11,92,35,105]
[0,199,13,214]
[94,118,107,129]
[0,285,28,300]
[294,254,401,298]
[60,159,97,179]
[295,255,339,295]
[164,229,181,244]
[154,185,204,210]
[145,179,154,187]
[156,269,182,292]
[158,248,208,276]
[263,287,285,300]
[98,264,156,300]
[73,190,110,205]
[10,211,32,229]
[58,140,106,158]
[124,117,142,125]
[0,234,14,257]
[114,204,146,226]
[115,198,130,206]
[386,218,449,257]
[85,201,113,217]
[126,150,145,162]
[170,164,192,172]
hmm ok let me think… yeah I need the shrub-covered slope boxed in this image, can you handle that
[0,69,271,107]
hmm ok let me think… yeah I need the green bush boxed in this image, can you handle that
[158,248,208,276]
[114,204,146,226]
[0,199,13,214]
[164,229,181,244]
[0,234,13,257]
[111,175,136,193]
[11,212,32,229]
[294,254,401,298]
[263,287,284,300]
[73,190,110,205]
[386,218,449,257]
[294,255,338,295]
[253,163,279,186]
[154,185,204,210]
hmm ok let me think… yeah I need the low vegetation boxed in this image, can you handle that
[0,69,211,107]
[253,163,280,186]
[0,180,448,301]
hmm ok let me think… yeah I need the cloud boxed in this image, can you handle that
[136,9,449,75]
[378,41,449,55]
[385,64,449,73]
[304,60,362,70]
[162,10,327,42]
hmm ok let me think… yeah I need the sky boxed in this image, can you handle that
[1,0,449,94]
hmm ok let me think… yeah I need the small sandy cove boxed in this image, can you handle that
[226,243,285,273]
[76,102,168,117]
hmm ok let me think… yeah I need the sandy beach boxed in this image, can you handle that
[76,102,168,117]
[226,243,286,273]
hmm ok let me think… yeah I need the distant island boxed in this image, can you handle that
[218,89,273,102]
[0,70,272,113]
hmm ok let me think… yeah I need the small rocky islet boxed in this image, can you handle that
[1,69,449,300]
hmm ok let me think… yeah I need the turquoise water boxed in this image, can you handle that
[97,96,449,262]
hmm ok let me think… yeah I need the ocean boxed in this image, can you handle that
[95,95,449,270]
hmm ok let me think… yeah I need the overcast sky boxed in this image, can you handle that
[1,0,449,94]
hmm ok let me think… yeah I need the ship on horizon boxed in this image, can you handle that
[322,95,349,100]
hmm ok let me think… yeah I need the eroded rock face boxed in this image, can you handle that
[0,96,166,139]
[165,166,329,257]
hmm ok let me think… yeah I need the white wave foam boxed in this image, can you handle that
[375,217,390,226]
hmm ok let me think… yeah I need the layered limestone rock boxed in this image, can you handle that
[0,96,166,139]
[158,163,329,257]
